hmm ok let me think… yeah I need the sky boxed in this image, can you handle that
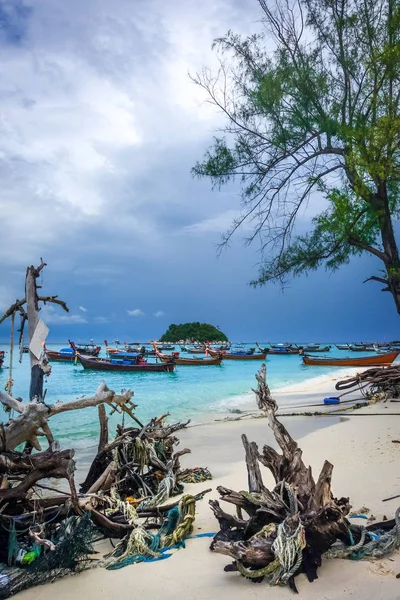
[0,0,399,343]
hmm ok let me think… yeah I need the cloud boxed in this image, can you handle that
[0,0,259,270]
[0,284,16,312]
[127,309,145,317]
[93,316,108,323]
[41,305,87,325]
[79,306,88,312]
[183,210,243,235]
[154,310,164,317]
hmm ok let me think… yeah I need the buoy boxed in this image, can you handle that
[323,397,340,405]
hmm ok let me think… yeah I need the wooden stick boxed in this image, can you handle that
[382,493,400,502]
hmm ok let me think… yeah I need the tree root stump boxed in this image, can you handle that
[209,364,361,593]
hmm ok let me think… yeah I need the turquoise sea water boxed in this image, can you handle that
[0,343,368,452]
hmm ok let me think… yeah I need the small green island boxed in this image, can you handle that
[160,322,228,343]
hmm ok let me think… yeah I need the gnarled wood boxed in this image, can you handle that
[210,365,353,591]
[242,435,265,493]
[0,381,134,451]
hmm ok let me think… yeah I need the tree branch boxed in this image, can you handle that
[38,296,69,313]
[50,381,134,415]
[348,236,387,261]
[363,275,390,291]
[0,299,27,324]
[363,275,389,286]
[0,391,23,414]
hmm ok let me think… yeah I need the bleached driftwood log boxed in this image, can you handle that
[0,260,69,404]
[0,382,134,451]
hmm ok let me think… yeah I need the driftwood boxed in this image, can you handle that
[0,261,212,598]
[0,382,134,451]
[210,364,354,593]
[335,365,400,398]
[0,392,212,596]
[0,261,69,404]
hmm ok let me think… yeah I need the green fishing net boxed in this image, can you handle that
[0,512,95,599]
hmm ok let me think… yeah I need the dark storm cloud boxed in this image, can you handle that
[0,0,398,342]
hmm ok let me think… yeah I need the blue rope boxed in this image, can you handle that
[106,531,216,569]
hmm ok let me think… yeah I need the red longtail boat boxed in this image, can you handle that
[302,351,400,367]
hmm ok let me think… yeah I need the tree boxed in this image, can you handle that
[160,322,228,342]
[192,0,400,312]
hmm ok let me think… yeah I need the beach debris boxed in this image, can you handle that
[0,261,212,598]
[215,412,255,422]
[0,513,95,598]
[0,398,211,597]
[335,366,400,400]
[383,494,400,503]
[209,365,400,593]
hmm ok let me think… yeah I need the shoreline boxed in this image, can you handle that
[75,367,366,481]
[208,365,364,419]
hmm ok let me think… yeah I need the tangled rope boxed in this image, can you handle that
[236,484,306,585]
[164,495,196,547]
[138,471,176,510]
[105,492,197,569]
[179,467,212,484]
[324,507,400,560]
[271,518,306,584]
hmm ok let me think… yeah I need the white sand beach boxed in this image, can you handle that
[18,370,400,600]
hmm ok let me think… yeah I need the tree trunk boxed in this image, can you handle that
[377,192,400,314]
[25,265,44,401]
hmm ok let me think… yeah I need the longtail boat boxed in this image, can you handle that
[76,353,175,372]
[300,345,331,353]
[153,345,223,366]
[207,347,266,360]
[266,347,300,355]
[186,347,206,354]
[302,351,400,367]
[45,347,75,362]
[69,340,101,356]
[161,354,222,366]
[266,342,300,354]
[335,344,350,350]
[104,340,120,355]
[348,343,375,352]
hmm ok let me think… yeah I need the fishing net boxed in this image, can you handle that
[0,512,95,599]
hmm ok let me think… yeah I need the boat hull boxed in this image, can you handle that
[77,354,175,372]
[160,355,223,366]
[46,351,75,362]
[222,353,266,360]
[301,346,331,353]
[75,347,101,357]
[348,345,375,352]
[186,348,206,354]
[266,349,300,355]
[302,351,400,367]
[208,348,266,360]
